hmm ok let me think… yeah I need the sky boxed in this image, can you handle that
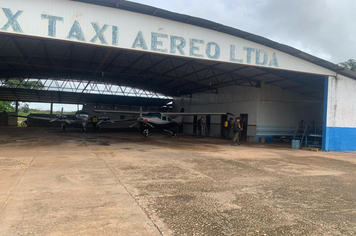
[129,0,356,64]
[24,102,82,113]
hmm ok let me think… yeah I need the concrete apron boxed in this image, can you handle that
[0,149,161,236]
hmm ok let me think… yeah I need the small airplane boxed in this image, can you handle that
[94,107,234,137]
[10,108,115,131]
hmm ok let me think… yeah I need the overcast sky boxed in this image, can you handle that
[129,0,356,64]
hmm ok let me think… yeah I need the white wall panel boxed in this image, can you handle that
[327,75,356,128]
[0,0,336,76]
[179,83,324,139]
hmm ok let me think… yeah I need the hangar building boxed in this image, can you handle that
[0,0,355,151]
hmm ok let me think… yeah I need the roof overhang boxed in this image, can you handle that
[72,0,356,80]
[0,0,354,103]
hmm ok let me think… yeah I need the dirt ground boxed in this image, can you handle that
[0,127,356,236]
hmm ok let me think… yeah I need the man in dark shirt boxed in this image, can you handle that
[232,117,242,146]
[226,118,233,139]
[197,117,204,138]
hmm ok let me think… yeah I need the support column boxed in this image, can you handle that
[255,82,263,142]
[322,76,329,151]
[50,103,53,115]
[15,101,19,113]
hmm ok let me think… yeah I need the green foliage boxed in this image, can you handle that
[20,103,30,113]
[0,101,15,112]
[339,59,356,72]
[0,80,44,112]
[18,108,51,116]
[2,79,44,89]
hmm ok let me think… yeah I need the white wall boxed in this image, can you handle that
[327,75,356,127]
[257,84,323,137]
[177,85,259,137]
[324,75,356,151]
[178,82,324,140]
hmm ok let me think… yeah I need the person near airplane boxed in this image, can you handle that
[225,117,234,140]
[91,116,98,132]
[197,116,204,139]
[232,117,242,146]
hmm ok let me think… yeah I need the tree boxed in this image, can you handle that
[339,59,356,72]
[20,103,30,113]
[3,79,44,89]
[0,101,15,112]
[0,79,44,112]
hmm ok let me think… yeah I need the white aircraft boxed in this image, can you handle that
[94,108,234,137]
[11,108,115,131]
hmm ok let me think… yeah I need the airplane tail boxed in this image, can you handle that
[172,108,184,124]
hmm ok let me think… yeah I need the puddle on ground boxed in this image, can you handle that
[98,142,110,146]
[14,139,39,142]
[67,140,83,143]
[84,140,97,143]
[0,140,8,145]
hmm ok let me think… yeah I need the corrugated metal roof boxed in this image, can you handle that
[0,33,326,99]
[72,0,356,80]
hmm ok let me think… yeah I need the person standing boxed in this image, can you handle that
[91,116,98,132]
[224,119,229,139]
[226,118,233,139]
[231,117,242,146]
[197,116,204,138]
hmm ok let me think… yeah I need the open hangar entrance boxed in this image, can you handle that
[0,0,355,150]
[0,32,325,145]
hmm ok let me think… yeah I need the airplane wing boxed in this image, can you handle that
[94,110,149,115]
[10,114,53,121]
[55,118,75,123]
[94,110,234,116]
[161,112,235,117]
[96,118,138,125]
[9,115,75,123]
[110,119,138,123]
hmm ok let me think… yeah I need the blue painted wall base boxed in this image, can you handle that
[325,127,356,151]
[256,136,274,143]
[255,135,293,143]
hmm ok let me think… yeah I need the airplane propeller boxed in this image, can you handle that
[129,108,154,128]
[129,122,138,128]
[129,107,155,128]
[49,107,71,124]
[96,112,116,126]
[144,122,154,128]
[97,119,115,125]
[129,120,154,128]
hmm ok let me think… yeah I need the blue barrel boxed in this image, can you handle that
[291,139,301,149]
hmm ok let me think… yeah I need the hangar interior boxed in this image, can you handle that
[0,0,355,151]
[176,73,325,142]
[0,31,326,141]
